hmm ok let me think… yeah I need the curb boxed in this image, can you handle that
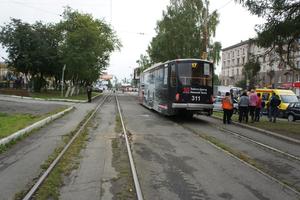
[211,115,300,145]
[0,106,75,146]
[0,93,102,103]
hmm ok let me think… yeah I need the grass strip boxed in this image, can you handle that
[31,91,101,101]
[111,114,137,200]
[213,112,300,137]
[0,106,71,154]
[0,113,41,139]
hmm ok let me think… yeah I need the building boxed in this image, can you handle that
[220,40,300,93]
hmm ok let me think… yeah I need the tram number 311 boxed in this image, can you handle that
[191,95,201,101]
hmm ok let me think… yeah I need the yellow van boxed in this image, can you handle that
[256,89,298,117]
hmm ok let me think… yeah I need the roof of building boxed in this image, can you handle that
[222,40,250,51]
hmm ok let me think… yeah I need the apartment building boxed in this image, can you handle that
[220,40,300,91]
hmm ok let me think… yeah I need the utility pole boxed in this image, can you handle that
[61,64,66,97]
[202,0,209,60]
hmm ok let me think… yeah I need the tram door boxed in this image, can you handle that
[169,63,177,102]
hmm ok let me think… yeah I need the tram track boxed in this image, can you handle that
[217,125,300,162]
[115,95,143,200]
[20,93,144,200]
[22,94,111,200]
[176,116,300,196]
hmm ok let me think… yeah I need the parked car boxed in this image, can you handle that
[213,96,238,114]
[286,102,300,121]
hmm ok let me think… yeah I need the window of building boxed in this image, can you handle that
[288,75,292,82]
[232,59,234,66]
[297,61,300,69]
[232,51,234,58]
[227,53,230,59]
[296,74,299,82]
[237,58,240,65]
[242,48,245,55]
[237,68,239,75]
[242,57,245,64]
[231,69,234,76]
[223,61,226,67]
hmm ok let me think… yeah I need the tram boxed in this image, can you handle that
[139,59,214,117]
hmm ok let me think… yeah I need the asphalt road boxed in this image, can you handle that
[0,95,69,115]
[119,94,299,200]
[0,97,100,200]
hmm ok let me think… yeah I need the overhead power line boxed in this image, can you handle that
[216,0,234,11]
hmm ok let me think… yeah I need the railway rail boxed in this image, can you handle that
[217,126,300,162]
[22,94,110,200]
[22,93,143,200]
[179,115,300,196]
[115,95,143,200]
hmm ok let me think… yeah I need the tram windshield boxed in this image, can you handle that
[178,62,213,87]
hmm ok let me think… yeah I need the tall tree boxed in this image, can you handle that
[0,19,62,91]
[147,0,221,64]
[58,7,121,86]
[235,0,300,70]
[136,54,151,71]
[243,59,261,89]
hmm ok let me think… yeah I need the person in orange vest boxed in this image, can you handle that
[222,92,234,124]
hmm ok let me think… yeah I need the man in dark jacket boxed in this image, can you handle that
[87,84,92,103]
[269,93,281,122]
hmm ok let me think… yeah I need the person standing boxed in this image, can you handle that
[249,89,258,122]
[269,93,281,123]
[222,92,233,124]
[238,91,250,123]
[87,84,92,103]
[255,93,262,122]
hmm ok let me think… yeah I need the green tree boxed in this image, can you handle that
[136,54,151,71]
[235,0,300,69]
[147,0,221,63]
[58,7,121,86]
[213,74,220,85]
[243,59,261,89]
[0,19,62,91]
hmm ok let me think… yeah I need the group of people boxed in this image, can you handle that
[221,89,281,124]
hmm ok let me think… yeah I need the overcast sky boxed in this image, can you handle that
[0,0,264,79]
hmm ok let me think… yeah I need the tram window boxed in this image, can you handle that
[171,64,176,87]
[178,62,212,86]
[164,67,168,85]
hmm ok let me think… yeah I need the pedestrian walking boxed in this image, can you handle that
[238,91,249,123]
[87,84,92,103]
[249,89,258,122]
[222,92,233,124]
[255,93,262,122]
[269,93,281,123]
